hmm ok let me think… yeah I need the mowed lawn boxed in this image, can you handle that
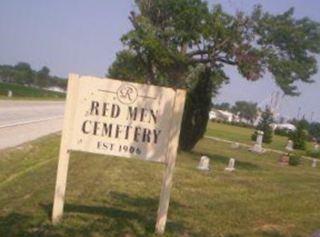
[0,134,320,237]
[206,122,313,154]
[0,82,65,100]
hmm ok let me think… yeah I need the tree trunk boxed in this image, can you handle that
[179,68,213,151]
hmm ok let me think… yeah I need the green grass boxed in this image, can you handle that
[0,82,65,100]
[206,122,313,156]
[0,134,320,236]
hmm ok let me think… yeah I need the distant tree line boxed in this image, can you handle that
[214,101,320,143]
[212,101,259,123]
[211,102,231,111]
[288,119,320,143]
[0,62,67,89]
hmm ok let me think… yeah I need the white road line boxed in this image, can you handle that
[0,115,64,129]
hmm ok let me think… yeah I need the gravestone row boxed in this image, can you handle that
[197,156,236,172]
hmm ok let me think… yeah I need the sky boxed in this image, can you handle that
[0,0,320,121]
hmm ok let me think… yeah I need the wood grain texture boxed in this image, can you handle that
[52,74,80,224]
[155,89,186,234]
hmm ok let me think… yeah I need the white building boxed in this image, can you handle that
[209,109,236,122]
[44,86,66,93]
[271,123,296,131]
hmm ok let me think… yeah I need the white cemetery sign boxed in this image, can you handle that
[52,74,186,235]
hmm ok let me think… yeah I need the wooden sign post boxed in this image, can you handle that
[155,89,185,234]
[52,74,186,234]
[52,74,80,224]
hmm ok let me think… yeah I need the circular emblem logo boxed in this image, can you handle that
[116,84,138,104]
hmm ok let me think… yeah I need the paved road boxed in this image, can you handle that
[0,100,65,150]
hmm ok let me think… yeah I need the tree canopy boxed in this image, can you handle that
[108,0,320,150]
[0,62,66,89]
[110,0,320,94]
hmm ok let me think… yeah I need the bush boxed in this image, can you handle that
[306,150,320,159]
[290,121,307,150]
[274,128,291,137]
[289,155,301,166]
[251,131,257,141]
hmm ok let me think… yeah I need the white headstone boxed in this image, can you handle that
[256,131,263,145]
[312,159,317,168]
[314,143,319,152]
[249,130,265,153]
[197,156,210,171]
[7,90,12,98]
[231,142,240,149]
[225,158,235,171]
[285,140,294,151]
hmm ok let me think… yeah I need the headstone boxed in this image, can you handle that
[278,154,289,166]
[256,130,263,144]
[231,142,240,149]
[7,90,12,98]
[225,158,235,171]
[314,143,319,152]
[285,140,294,152]
[312,159,317,168]
[249,130,265,153]
[197,155,210,171]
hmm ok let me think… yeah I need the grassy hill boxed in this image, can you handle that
[206,121,314,156]
[0,133,319,236]
[0,82,65,99]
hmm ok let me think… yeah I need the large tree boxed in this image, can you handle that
[35,66,50,88]
[14,62,34,85]
[108,0,320,151]
[232,101,258,123]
